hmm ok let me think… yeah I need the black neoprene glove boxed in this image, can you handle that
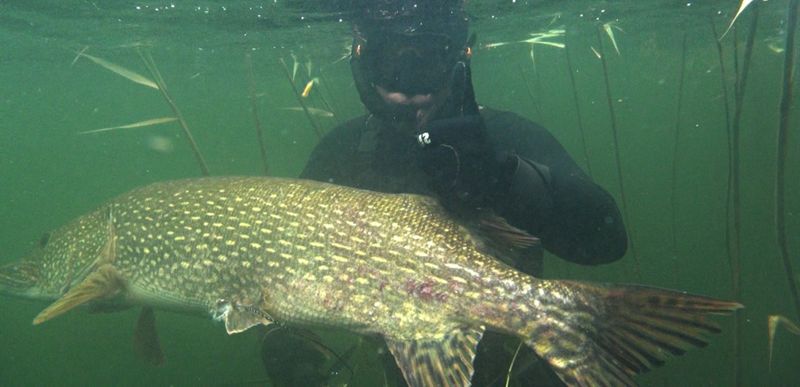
[416,116,516,208]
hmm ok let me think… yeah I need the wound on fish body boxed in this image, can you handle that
[0,176,742,386]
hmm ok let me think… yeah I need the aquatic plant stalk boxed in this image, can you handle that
[710,16,739,386]
[595,28,641,277]
[564,34,593,177]
[728,7,759,386]
[139,50,210,176]
[504,342,524,387]
[669,32,688,269]
[245,53,270,176]
[279,57,323,139]
[518,64,544,122]
[775,0,800,320]
[316,72,341,126]
[709,18,735,287]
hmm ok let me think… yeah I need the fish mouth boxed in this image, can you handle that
[0,259,48,300]
[375,85,446,129]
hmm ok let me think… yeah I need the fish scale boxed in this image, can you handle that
[0,176,741,387]
[106,177,493,333]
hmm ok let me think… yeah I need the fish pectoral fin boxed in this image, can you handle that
[474,213,539,250]
[385,326,485,387]
[33,264,124,325]
[465,212,540,269]
[211,298,274,335]
[133,307,165,367]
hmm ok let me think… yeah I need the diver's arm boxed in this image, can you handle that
[484,110,628,265]
[300,117,364,183]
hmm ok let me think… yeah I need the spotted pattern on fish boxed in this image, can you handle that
[0,177,741,387]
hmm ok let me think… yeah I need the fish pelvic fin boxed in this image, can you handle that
[525,281,742,386]
[33,264,125,325]
[386,326,485,387]
[133,306,165,367]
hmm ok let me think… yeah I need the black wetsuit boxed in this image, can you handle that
[299,107,627,386]
[301,107,628,268]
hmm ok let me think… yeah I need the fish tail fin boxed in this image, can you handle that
[524,280,742,386]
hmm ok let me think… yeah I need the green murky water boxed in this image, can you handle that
[0,1,798,385]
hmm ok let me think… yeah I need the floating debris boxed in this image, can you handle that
[301,78,319,98]
[722,0,756,39]
[76,51,159,90]
[146,135,175,153]
[78,117,177,135]
[281,106,334,117]
[767,314,800,371]
[483,28,565,50]
[590,46,602,59]
[291,52,299,81]
[602,22,623,55]
[70,46,89,66]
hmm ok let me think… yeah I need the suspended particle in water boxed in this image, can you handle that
[147,135,175,154]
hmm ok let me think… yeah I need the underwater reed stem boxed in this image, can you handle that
[710,17,740,385]
[279,57,323,139]
[317,72,341,126]
[564,35,593,177]
[245,53,270,176]
[139,51,209,176]
[669,32,688,267]
[728,8,759,386]
[595,27,641,277]
[775,0,800,320]
[518,64,544,122]
[730,7,759,291]
[710,17,734,282]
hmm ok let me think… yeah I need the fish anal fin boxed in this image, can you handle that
[133,307,165,367]
[211,298,274,335]
[385,326,485,387]
[33,264,124,325]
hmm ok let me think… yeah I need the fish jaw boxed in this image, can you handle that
[0,258,52,301]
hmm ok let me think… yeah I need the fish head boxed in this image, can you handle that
[0,248,46,300]
[0,207,112,301]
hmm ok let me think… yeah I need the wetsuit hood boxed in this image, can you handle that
[349,0,476,127]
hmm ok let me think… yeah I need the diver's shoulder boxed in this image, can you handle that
[480,106,548,135]
[325,114,369,138]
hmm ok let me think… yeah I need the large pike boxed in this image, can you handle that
[0,177,740,386]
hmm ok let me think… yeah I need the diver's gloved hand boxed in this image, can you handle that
[416,115,516,207]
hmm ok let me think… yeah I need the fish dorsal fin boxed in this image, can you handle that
[33,264,124,325]
[133,307,165,367]
[211,298,275,335]
[385,326,485,387]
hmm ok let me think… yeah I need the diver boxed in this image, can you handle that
[264,1,628,386]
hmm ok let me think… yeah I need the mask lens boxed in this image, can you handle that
[360,32,458,95]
